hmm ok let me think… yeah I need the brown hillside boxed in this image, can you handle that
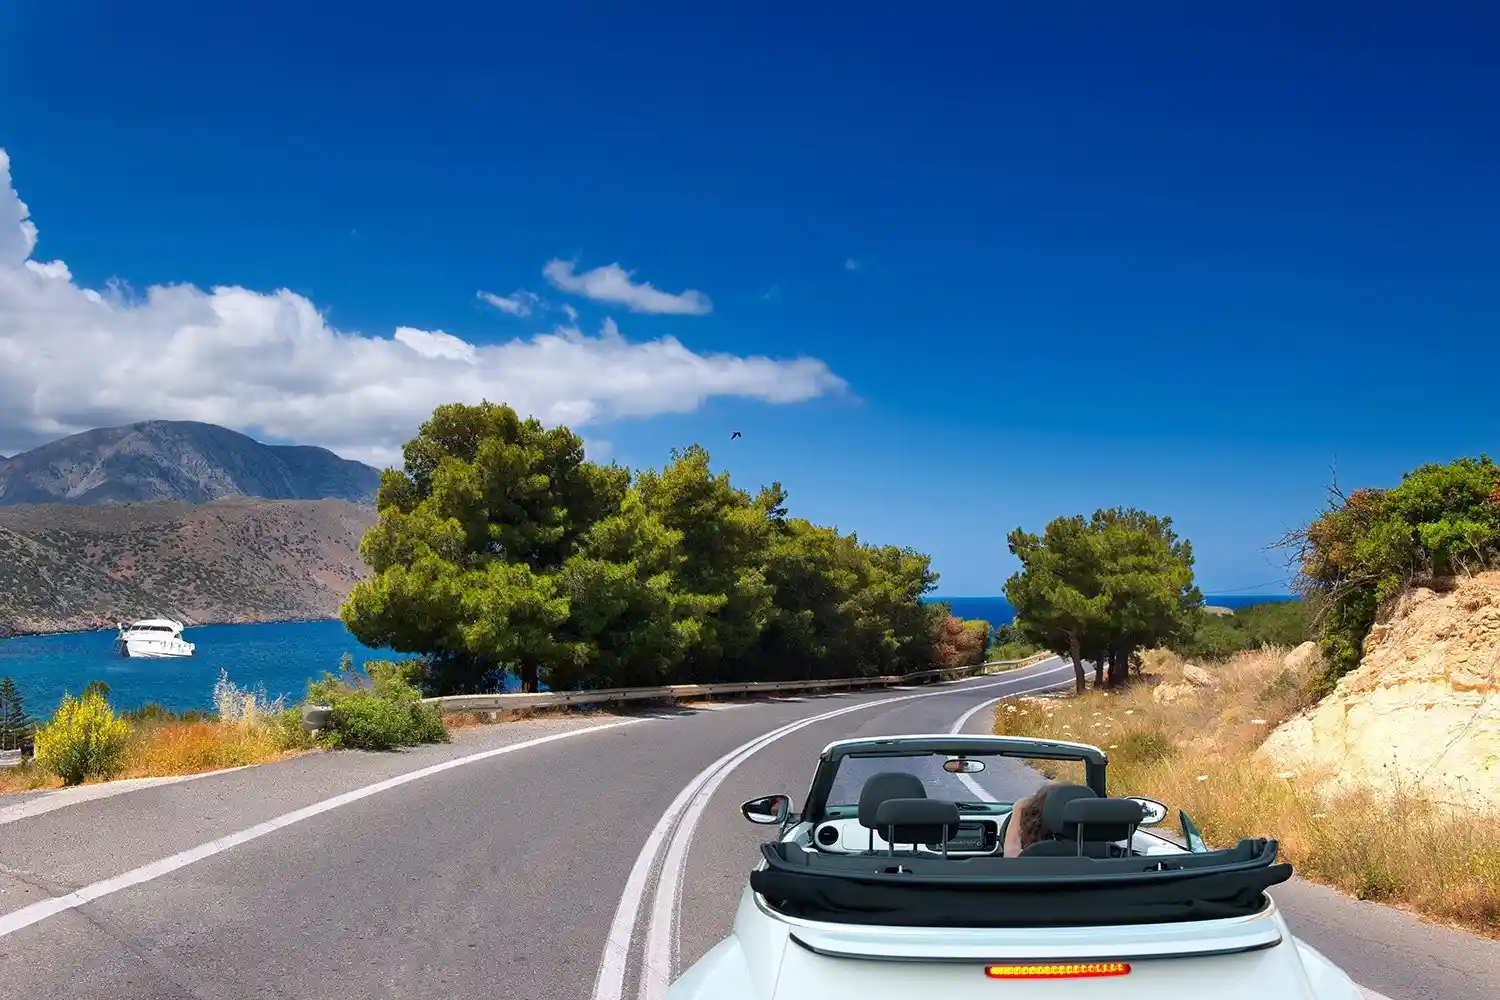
[0,498,377,636]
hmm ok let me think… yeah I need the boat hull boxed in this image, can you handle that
[115,638,195,659]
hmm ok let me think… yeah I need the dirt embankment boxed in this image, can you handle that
[1262,572,1500,811]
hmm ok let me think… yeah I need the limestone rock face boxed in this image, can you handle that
[1260,573,1500,809]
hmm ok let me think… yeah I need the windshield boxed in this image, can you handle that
[823,751,1090,814]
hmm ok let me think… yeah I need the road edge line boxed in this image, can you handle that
[0,718,646,939]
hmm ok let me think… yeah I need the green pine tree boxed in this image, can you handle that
[0,677,33,751]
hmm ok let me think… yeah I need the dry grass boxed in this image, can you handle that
[993,646,1500,937]
[0,763,63,794]
[0,713,308,795]
[116,719,302,778]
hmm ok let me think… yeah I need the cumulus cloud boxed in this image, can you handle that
[0,149,844,467]
[543,259,712,315]
[477,288,540,317]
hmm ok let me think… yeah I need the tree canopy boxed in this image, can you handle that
[1285,455,1500,690]
[0,676,33,751]
[342,402,962,694]
[1005,507,1200,692]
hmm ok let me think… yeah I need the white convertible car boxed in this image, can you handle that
[668,734,1364,1000]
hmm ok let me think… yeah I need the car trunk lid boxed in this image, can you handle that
[771,905,1320,999]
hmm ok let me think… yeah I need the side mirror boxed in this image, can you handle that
[1124,796,1169,826]
[741,794,792,825]
[1180,810,1209,853]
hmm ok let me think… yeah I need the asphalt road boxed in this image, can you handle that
[0,658,1496,1000]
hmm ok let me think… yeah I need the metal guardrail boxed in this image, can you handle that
[422,652,1056,714]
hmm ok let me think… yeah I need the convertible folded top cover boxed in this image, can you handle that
[750,838,1294,928]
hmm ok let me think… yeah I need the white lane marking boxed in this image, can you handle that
[0,769,250,827]
[593,659,1070,1000]
[0,720,646,939]
[946,678,1074,802]
[630,661,1076,1000]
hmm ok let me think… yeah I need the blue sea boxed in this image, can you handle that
[0,621,424,716]
[0,594,1294,715]
[929,594,1296,631]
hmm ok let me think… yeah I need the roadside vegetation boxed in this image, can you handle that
[0,660,451,793]
[993,644,1500,936]
[987,622,1043,661]
[1171,599,1309,660]
[1282,455,1500,693]
[341,401,991,696]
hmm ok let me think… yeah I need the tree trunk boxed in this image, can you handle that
[1068,634,1086,694]
[1093,658,1105,689]
[519,662,539,693]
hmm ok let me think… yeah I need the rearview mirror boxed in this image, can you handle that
[741,794,792,825]
[943,757,986,774]
[1125,796,1168,826]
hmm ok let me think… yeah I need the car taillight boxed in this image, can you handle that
[984,962,1131,979]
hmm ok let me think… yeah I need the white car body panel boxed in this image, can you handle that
[667,735,1366,1000]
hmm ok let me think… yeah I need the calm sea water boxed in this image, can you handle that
[929,594,1296,631]
[0,594,1293,715]
[0,621,423,716]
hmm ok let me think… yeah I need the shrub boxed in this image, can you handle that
[988,622,1042,661]
[1288,456,1500,688]
[213,669,286,725]
[307,656,449,751]
[35,690,132,785]
[324,691,448,750]
[1174,601,1308,660]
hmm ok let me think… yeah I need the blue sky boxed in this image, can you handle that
[1,2,1497,596]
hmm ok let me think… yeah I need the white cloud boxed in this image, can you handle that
[543,259,712,315]
[0,149,845,468]
[562,303,578,322]
[477,289,540,317]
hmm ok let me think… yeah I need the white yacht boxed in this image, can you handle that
[114,619,196,659]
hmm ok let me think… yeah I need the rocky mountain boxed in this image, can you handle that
[0,498,377,637]
[0,421,382,507]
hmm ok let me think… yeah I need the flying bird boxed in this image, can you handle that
[731,431,742,440]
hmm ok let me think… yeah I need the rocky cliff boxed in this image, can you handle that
[0,498,377,636]
[1261,572,1500,810]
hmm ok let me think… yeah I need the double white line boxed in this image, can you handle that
[590,658,1077,1000]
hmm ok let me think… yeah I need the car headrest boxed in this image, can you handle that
[858,772,927,829]
[873,797,960,846]
[1040,783,1099,836]
[1059,797,1146,842]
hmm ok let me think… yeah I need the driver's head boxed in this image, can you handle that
[1003,783,1055,857]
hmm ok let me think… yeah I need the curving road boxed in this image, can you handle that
[0,658,1496,1000]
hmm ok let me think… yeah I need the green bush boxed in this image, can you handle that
[1293,456,1500,689]
[988,622,1042,661]
[1174,600,1308,660]
[306,656,449,751]
[35,690,132,785]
